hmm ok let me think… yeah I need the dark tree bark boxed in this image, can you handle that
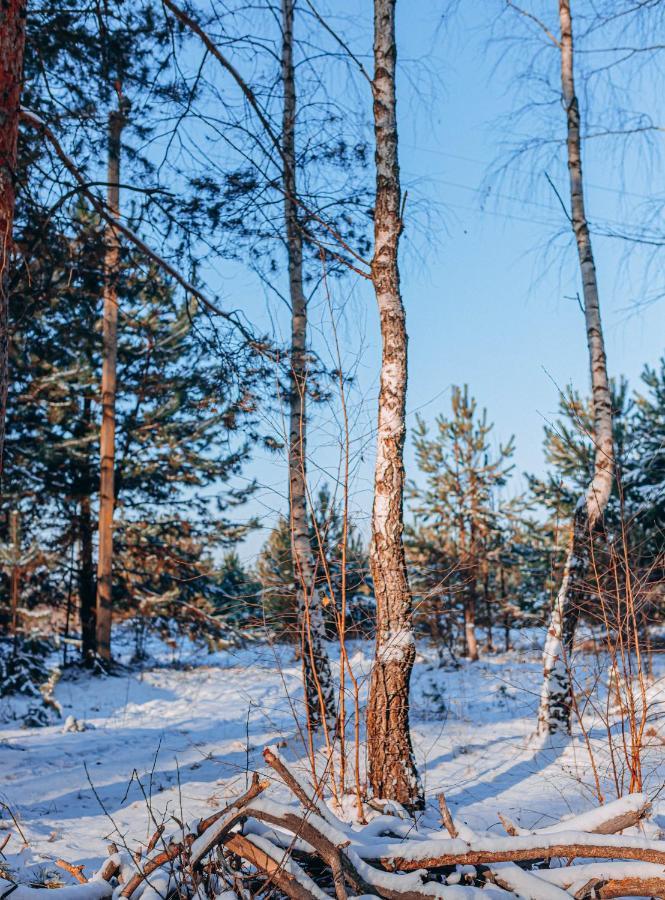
[538,0,614,736]
[95,99,128,662]
[366,0,422,810]
[79,397,96,661]
[0,0,27,473]
[281,0,335,729]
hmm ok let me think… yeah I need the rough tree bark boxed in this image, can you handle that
[79,397,96,661]
[281,0,335,729]
[0,0,27,473]
[95,99,128,662]
[366,0,422,809]
[537,0,614,736]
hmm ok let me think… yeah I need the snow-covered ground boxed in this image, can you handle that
[2,632,665,878]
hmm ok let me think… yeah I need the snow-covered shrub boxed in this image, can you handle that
[0,634,61,726]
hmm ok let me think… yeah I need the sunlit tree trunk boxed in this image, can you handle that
[0,0,27,472]
[366,0,422,809]
[281,0,335,730]
[538,0,614,736]
[95,101,127,662]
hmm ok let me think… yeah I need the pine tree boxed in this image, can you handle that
[626,358,665,562]
[408,386,519,660]
[256,485,370,638]
[3,204,259,655]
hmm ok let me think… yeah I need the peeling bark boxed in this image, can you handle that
[538,0,614,736]
[281,0,335,729]
[366,0,422,810]
[0,0,27,472]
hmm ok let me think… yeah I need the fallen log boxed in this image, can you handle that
[535,859,665,898]
[0,878,112,900]
[356,831,665,871]
[225,832,329,900]
[498,793,651,838]
[120,773,270,897]
[485,862,570,899]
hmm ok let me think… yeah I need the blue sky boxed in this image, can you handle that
[217,0,665,562]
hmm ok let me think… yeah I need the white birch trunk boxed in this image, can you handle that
[365,0,422,809]
[281,0,335,729]
[538,0,614,735]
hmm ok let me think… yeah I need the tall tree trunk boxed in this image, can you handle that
[79,397,96,661]
[538,0,614,736]
[366,0,422,810]
[8,509,19,635]
[0,0,27,472]
[79,494,96,660]
[281,0,335,730]
[95,100,127,662]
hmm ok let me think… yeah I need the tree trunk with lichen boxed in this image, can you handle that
[538,0,614,736]
[366,0,422,810]
[0,0,27,474]
[281,0,335,730]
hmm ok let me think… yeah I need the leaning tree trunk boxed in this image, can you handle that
[0,0,27,474]
[366,0,422,810]
[537,0,614,736]
[281,0,335,730]
[95,100,128,662]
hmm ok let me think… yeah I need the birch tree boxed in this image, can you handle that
[536,0,614,735]
[95,98,129,662]
[281,0,335,729]
[365,0,422,809]
[0,0,27,472]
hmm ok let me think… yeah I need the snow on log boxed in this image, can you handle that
[263,746,349,832]
[498,793,650,837]
[224,832,330,900]
[535,860,665,897]
[484,862,571,898]
[354,830,665,870]
[0,878,113,900]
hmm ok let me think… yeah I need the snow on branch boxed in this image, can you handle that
[4,746,665,899]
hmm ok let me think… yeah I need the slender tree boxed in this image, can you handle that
[537,0,614,736]
[95,97,129,661]
[0,0,27,472]
[281,0,335,729]
[365,0,422,809]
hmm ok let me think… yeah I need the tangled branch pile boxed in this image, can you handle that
[3,747,665,899]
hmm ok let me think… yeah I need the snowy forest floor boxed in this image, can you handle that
[3,630,665,877]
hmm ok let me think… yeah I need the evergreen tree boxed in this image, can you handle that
[256,485,371,638]
[3,205,259,657]
[626,357,665,563]
[407,386,522,660]
[215,551,261,626]
[527,380,632,532]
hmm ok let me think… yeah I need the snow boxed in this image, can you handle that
[377,629,416,663]
[3,633,665,887]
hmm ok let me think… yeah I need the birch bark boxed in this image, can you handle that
[366,0,422,808]
[538,0,614,735]
[281,0,335,729]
